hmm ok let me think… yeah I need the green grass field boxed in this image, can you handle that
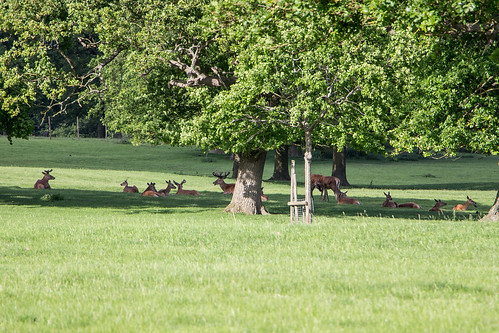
[1,137,498,332]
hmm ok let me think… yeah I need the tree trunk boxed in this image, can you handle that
[481,190,499,221]
[97,122,105,138]
[269,145,291,181]
[231,153,240,179]
[304,130,313,223]
[224,150,268,215]
[332,146,350,187]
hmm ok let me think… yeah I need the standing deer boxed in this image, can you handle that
[334,190,361,205]
[142,182,161,197]
[382,192,398,208]
[321,176,341,201]
[213,171,235,194]
[158,180,176,197]
[311,174,340,201]
[174,179,199,196]
[311,173,324,198]
[453,196,477,210]
[429,199,447,212]
[120,180,139,193]
[34,169,55,189]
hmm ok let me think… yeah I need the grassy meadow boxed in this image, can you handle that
[0,137,498,332]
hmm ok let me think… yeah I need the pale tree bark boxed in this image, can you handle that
[224,150,268,215]
[269,145,291,181]
[481,190,499,221]
[331,146,350,186]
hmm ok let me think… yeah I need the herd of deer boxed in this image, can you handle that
[34,169,476,211]
[310,173,477,212]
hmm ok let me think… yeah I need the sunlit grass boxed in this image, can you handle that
[0,137,498,331]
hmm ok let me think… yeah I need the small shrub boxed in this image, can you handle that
[40,193,64,202]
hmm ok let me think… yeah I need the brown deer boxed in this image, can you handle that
[157,180,176,197]
[334,190,361,205]
[142,182,161,197]
[429,199,447,212]
[311,173,324,198]
[397,201,422,209]
[120,180,139,193]
[453,196,477,211]
[261,187,269,202]
[383,192,422,209]
[382,192,398,208]
[321,176,341,202]
[174,179,199,196]
[311,174,340,201]
[213,171,235,194]
[34,169,55,189]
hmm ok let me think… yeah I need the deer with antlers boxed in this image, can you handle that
[213,171,269,201]
[213,171,235,194]
[174,179,199,196]
[429,199,447,212]
[34,169,55,189]
[120,180,139,193]
[453,196,477,211]
[142,182,161,197]
[334,190,361,205]
[157,180,176,197]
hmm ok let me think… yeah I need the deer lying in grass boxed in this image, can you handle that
[157,180,176,197]
[334,190,361,205]
[213,171,235,194]
[382,192,422,209]
[453,196,477,210]
[261,187,268,202]
[120,180,139,193]
[142,182,161,197]
[429,199,447,212]
[34,169,55,189]
[174,179,199,196]
[382,192,398,208]
[213,171,268,201]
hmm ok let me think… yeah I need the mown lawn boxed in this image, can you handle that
[1,137,498,332]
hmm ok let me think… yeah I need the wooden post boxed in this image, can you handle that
[76,116,80,139]
[48,116,52,140]
[290,160,297,223]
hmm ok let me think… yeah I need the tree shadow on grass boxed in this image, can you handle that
[0,186,229,213]
[264,193,487,221]
[1,186,488,221]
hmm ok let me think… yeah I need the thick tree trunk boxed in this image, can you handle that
[304,130,313,223]
[269,145,291,181]
[332,146,350,187]
[224,150,268,215]
[481,190,499,221]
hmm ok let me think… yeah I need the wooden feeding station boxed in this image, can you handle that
[288,160,313,223]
